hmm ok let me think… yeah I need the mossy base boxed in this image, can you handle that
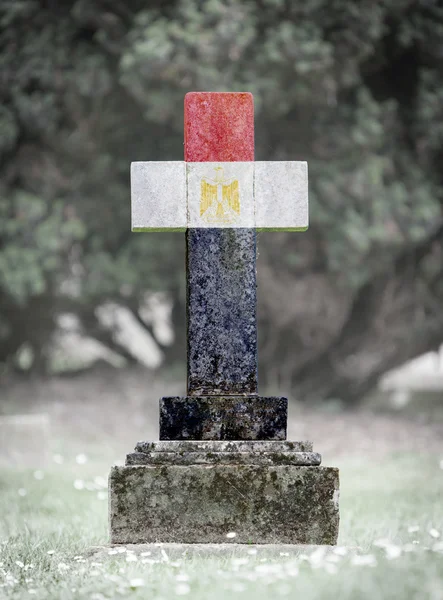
[109,463,339,544]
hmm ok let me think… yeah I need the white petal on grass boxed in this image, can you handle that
[373,538,391,548]
[125,554,137,562]
[333,547,348,556]
[94,476,108,488]
[75,453,88,464]
[351,555,377,567]
[129,578,145,589]
[255,563,283,575]
[97,491,107,501]
[285,563,299,578]
[232,557,249,566]
[324,562,338,575]
[226,532,236,539]
[326,554,340,563]
[309,547,327,565]
[117,547,127,554]
[73,480,84,490]
[18,489,27,497]
[161,548,170,562]
[15,561,24,568]
[175,583,191,595]
[247,548,257,555]
[408,525,420,533]
[140,551,151,557]
[47,550,55,555]
[33,471,44,480]
[279,552,289,557]
[385,545,402,560]
[57,563,70,571]
[429,529,440,539]
[403,543,419,553]
[108,549,119,555]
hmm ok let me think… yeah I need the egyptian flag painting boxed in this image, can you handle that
[200,166,240,225]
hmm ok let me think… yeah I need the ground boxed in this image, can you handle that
[0,367,443,599]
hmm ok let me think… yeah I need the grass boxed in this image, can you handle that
[1,452,442,599]
[0,371,443,599]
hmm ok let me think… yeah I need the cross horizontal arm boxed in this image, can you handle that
[131,161,308,231]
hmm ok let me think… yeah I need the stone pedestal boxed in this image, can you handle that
[109,441,339,545]
[160,396,287,440]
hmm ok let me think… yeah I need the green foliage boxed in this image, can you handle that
[0,0,442,374]
[0,193,85,304]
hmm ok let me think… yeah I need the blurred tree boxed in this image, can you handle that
[0,0,442,402]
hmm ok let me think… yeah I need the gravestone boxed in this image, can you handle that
[109,92,339,544]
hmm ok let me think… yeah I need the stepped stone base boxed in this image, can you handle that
[109,441,339,545]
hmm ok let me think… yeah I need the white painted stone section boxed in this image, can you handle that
[131,161,186,231]
[255,161,308,231]
[131,160,308,231]
[187,162,255,228]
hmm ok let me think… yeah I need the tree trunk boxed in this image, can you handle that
[257,224,443,404]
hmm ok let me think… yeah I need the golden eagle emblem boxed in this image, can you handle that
[200,167,240,225]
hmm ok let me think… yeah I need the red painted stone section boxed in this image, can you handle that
[184,92,254,163]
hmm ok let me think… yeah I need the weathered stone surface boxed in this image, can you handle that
[160,396,287,440]
[130,440,318,466]
[109,465,339,545]
[255,161,309,231]
[131,161,186,231]
[135,440,313,453]
[126,451,321,466]
[186,228,258,396]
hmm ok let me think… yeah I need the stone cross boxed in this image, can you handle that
[109,92,339,546]
[131,92,308,441]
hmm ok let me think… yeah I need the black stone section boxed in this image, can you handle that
[159,396,287,440]
[186,228,257,396]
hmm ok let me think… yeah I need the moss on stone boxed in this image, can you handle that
[109,464,339,545]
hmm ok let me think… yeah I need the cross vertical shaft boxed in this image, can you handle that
[185,93,257,396]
